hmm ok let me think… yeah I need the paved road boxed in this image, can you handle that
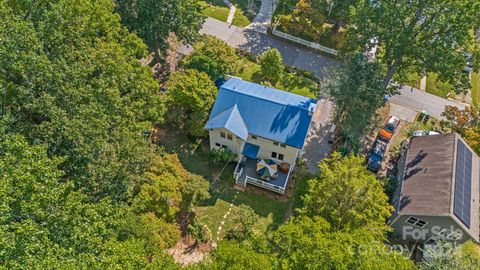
[200,17,341,79]
[246,0,274,33]
[390,86,467,118]
[198,18,467,118]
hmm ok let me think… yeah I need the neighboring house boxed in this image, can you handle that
[389,133,480,245]
[204,78,317,194]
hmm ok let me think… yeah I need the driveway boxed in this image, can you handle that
[302,99,334,174]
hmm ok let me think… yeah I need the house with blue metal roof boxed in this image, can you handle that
[389,133,479,245]
[204,78,317,194]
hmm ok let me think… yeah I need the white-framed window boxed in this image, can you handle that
[227,133,233,140]
[273,142,279,146]
[406,216,428,228]
[215,143,227,149]
[278,153,284,160]
[280,143,286,148]
[251,135,257,140]
[271,152,277,159]
[220,131,226,138]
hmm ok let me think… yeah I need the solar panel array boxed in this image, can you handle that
[453,139,473,228]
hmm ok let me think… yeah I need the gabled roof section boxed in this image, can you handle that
[205,78,316,148]
[204,104,249,140]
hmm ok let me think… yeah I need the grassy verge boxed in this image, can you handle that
[200,1,230,23]
[471,72,480,108]
[234,54,318,98]
[425,72,454,98]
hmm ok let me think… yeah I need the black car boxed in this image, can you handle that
[367,138,388,173]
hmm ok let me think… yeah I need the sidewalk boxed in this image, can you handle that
[246,0,275,34]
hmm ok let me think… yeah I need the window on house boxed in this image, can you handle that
[220,131,226,138]
[251,135,257,140]
[278,154,284,160]
[280,143,286,148]
[406,216,428,228]
[215,143,221,147]
[271,152,277,159]
[273,142,279,146]
[425,237,437,245]
[227,133,233,140]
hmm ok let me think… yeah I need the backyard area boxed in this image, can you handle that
[157,127,307,241]
[200,0,261,27]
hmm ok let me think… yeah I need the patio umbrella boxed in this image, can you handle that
[256,159,278,179]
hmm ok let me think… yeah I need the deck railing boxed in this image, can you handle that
[245,176,285,194]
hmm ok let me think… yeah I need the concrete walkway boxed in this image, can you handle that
[246,0,275,33]
[223,0,236,24]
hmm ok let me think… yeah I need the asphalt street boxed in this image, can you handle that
[197,17,468,119]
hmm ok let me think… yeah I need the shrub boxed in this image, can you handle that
[209,148,237,164]
[188,220,212,244]
[259,48,284,83]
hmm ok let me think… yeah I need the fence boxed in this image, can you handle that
[245,176,285,194]
[272,28,339,56]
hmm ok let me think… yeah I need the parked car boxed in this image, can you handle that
[367,138,388,173]
[412,130,441,137]
[379,116,400,141]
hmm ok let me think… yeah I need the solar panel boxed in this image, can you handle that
[453,139,472,228]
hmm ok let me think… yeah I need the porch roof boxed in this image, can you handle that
[242,142,260,159]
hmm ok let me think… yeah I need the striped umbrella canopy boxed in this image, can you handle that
[256,159,278,178]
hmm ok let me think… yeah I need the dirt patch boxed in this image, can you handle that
[167,238,212,266]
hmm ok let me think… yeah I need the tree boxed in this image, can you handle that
[210,241,273,270]
[226,205,259,240]
[299,152,393,232]
[442,106,480,155]
[116,0,205,62]
[259,48,284,83]
[345,0,480,90]
[166,69,217,137]
[0,0,166,201]
[182,35,239,79]
[278,0,326,42]
[420,241,480,270]
[0,134,156,268]
[181,173,211,212]
[271,216,416,270]
[327,54,393,150]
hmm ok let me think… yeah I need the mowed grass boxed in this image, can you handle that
[158,128,290,240]
[471,72,480,109]
[425,72,454,98]
[200,1,230,23]
[235,56,318,98]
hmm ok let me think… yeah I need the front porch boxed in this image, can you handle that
[234,157,293,194]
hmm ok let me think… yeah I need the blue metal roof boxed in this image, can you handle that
[204,104,249,140]
[205,78,316,148]
[242,142,260,159]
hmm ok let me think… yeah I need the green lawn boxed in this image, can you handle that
[200,1,230,23]
[471,72,480,109]
[158,128,292,240]
[425,72,454,98]
[234,56,318,98]
[200,0,260,27]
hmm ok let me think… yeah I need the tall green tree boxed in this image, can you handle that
[327,54,392,150]
[116,0,205,61]
[209,241,273,270]
[166,69,217,137]
[345,0,480,90]
[259,48,285,83]
[271,216,416,270]
[182,35,240,79]
[299,152,393,232]
[0,0,165,201]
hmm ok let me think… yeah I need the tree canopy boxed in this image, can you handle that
[299,152,393,232]
[345,0,480,90]
[116,0,205,60]
[259,48,285,83]
[327,54,393,150]
[165,69,218,137]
